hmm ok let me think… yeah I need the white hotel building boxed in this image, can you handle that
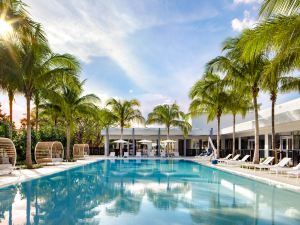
[102,98,300,165]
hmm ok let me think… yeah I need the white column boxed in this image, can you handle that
[238,137,242,150]
[264,134,269,158]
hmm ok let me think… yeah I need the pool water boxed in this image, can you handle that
[0,160,299,225]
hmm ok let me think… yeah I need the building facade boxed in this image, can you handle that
[102,98,300,165]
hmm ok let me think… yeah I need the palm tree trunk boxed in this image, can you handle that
[35,103,39,133]
[167,126,170,156]
[232,114,236,156]
[271,92,277,163]
[120,126,123,157]
[66,124,71,160]
[105,127,110,156]
[217,115,221,159]
[25,94,32,168]
[8,90,14,139]
[253,90,260,164]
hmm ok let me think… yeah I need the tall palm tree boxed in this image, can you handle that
[0,0,36,139]
[226,89,252,156]
[189,73,228,159]
[3,24,80,167]
[43,79,99,160]
[207,38,269,163]
[106,98,144,156]
[147,103,183,139]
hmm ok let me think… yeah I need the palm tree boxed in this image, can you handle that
[106,98,144,156]
[259,0,300,17]
[226,89,252,156]
[147,103,183,139]
[189,73,228,159]
[207,37,269,163]
[43,79,99,160]
[3,24,80,167]
[97,108,117,156]
[178,112,192,156]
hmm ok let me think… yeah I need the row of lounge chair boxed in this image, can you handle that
[109,151,180,158]
[218,154,300,178]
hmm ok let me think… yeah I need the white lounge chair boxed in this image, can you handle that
[0,163,13,175]
[257,157,291,172]
[124,152,129,158]
[227,155,250,165]
[218,154,232,163]
[222,154,240,164]
[270,161,299,175]
[242,156,274,169]
[174,152,179,157]
[161,151,166,158]
[109,152,115,157]
[287,163,300,178]
[136,152,142,157]
[149,152,155,157]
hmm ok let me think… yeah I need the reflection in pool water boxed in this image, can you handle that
[0,160,299,224]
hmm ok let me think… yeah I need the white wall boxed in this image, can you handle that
[191,112,254,135]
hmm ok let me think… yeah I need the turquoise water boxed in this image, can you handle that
[0,160,299,225]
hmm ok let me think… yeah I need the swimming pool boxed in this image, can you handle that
[0,159,299,225]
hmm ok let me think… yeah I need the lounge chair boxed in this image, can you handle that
[0,155,14,175]
[149,152,155,157]
[287,163,300,178]
[255,157,291,172]
[109,152,115,157]
[174,152,179,157]
[220,154,240,163]
[242,156,274,169]
[270,161,299,175]
[136,152,142,158]
[218,154,232,163]
[124,152,129,158]
[161,151,166,158]
[227,155,250,165]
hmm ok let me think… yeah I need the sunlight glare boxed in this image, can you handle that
[0,19,13,37]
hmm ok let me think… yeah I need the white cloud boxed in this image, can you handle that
[23,0,217,92]
[231,10,256,32]
[233,0,262,4]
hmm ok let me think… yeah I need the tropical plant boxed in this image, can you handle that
[226,89,252,156]
[96,108,117,155]
[259,0,300,17]
[147,103,184,138]
[42,79,99,160]
[178,112,192,138]
[106,98,144,156]
[207,37,269,163]
[178,112,192,156]
[0,0,35,138]
[189,73,228,159]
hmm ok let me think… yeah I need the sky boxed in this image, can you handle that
[1,0,299,126]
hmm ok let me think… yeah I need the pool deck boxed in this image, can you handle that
[0,156,299,193]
